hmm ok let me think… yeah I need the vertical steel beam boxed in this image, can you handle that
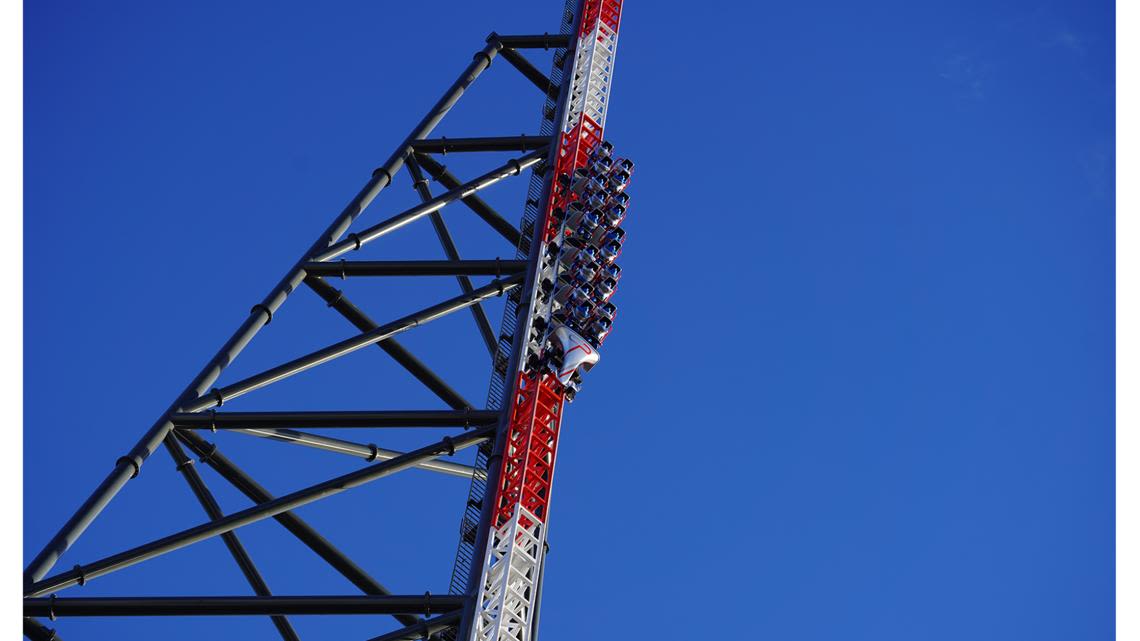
[24,38,505,585]
[528,540,550,641]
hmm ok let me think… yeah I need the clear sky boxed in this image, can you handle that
[24,1,1114,640]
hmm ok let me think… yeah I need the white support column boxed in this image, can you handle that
[473,506,546,641]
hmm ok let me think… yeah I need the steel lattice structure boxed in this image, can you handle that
[24,2,628,640]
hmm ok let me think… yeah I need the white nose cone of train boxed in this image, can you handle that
[553,324,600,385]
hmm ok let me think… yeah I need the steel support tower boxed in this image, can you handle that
[24,1,628,640]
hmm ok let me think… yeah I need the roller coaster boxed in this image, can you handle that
[24,2,630,640]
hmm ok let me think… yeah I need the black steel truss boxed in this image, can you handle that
[24,595,465,618]
[170,410,499,429]
[27,426,495,597]
[410,135,551,155]
[24,9,583,639]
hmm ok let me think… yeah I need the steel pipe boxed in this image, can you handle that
[311,150,546,263]
[406,156,499,356]
[229,428,476,478]
[303,276,472,410]
[23,595,464,617]
[492,33,571,49]
[171,410,498,429]
[24,38,505,585]
[499,48,560,100]
[164,436,300,641]
[23,618,60,641]
[410,135,551,154]
[174,430,418,628]
[302,259,525,277]
[178,274,522,413]
[413,153,522,245]
[27,427,494,596]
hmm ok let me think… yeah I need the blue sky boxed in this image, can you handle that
[24,1,1114,639]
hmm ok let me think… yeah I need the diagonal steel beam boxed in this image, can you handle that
[413,153,522,245]
[162,435,300,641]
[226,427,476,478]
[499,48,561,100]
[178,275,522,414]
[23,595,464,617]
[410,135,551,154]
[304,276,472,410]
[23,618,60,641]
[27,427,494,597]
[174,430,420,628]
[311,150,546,263]
[407,155,498,356]
[23,38,506,585]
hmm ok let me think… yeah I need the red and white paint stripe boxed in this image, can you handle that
[470,3,624,641]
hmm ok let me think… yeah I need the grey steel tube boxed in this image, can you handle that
[171,410,497,429]
[173,430,417,628]
[26,427,494,597]
[302,259,526,277]
[528,528,553,641]
[493,33,571,49]
[311,150,546,263]
[23,595,464,617]
[229,427,476,478]
[179,274,522,414]
[23,618,59,641]
[413,153,522,246]
[162,435,300,641]
[24,38,505,585]
[303,276,472,410]
[499,48,561,100]
[410,135,551,154]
